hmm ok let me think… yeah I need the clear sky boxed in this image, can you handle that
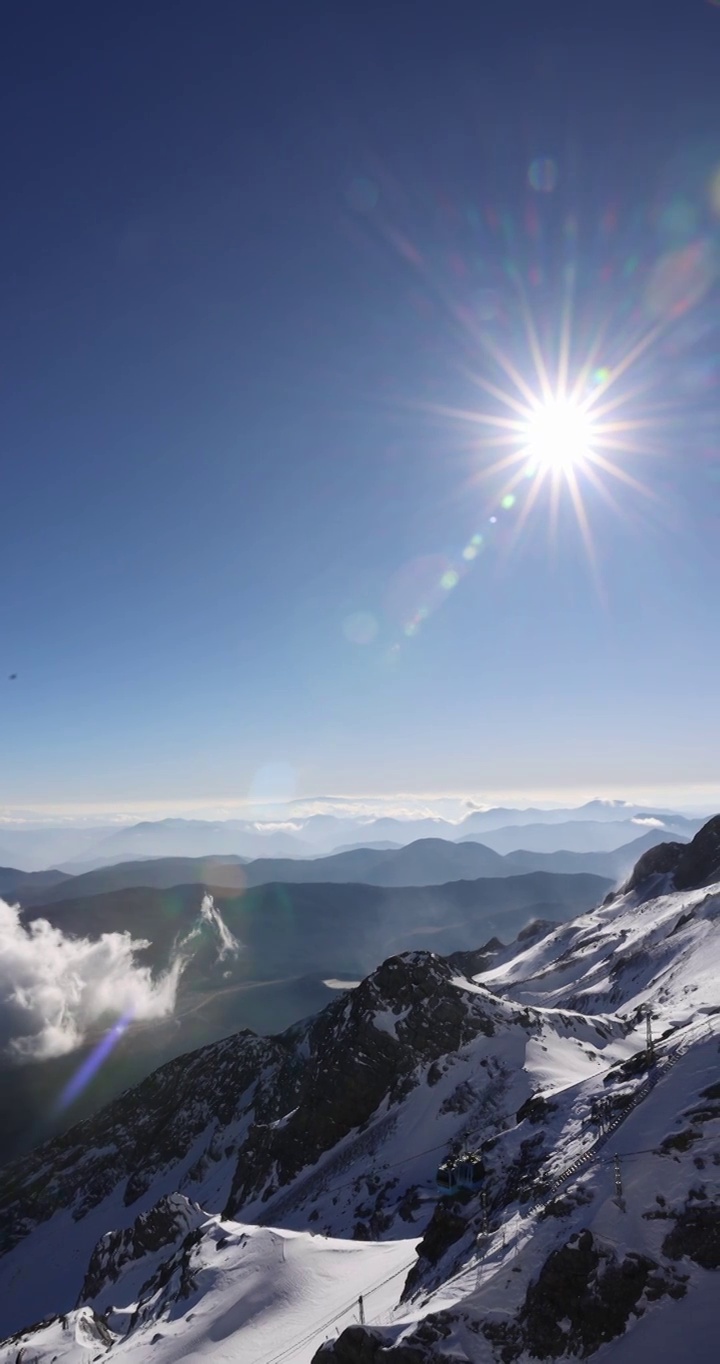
[2,0,720,815]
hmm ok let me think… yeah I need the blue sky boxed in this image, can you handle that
[2,0,720,814]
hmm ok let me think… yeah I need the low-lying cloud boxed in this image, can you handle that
[177,893,241,963]
[199,893,240,958]
[0,898,184,1062]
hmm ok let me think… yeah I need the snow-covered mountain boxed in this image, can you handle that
[0,870,609,1170]
[1,818,719,1362]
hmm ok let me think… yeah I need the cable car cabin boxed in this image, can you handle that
[456,1154,485,1189]
[436,1161,458,1193]
[436,1152,485,1195]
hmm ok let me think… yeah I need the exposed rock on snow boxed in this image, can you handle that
[482,1230,687,1360]
[79,1193,207,1309]
[1,822,720,1362]
[623,813,720,895]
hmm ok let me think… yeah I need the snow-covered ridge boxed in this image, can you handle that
[0,825,719,1362]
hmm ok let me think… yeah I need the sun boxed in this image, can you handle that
[523,397,596,474]
[430,292,661,573]
[414,264,666,598]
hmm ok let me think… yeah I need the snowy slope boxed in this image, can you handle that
[0,952,631,1340]
[346,1031,719,1364]
[480,877,720,1027]
[314,850,720,1361]
[0,1210,416,1364]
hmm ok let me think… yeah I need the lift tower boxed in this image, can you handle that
[644,1005,655,1064]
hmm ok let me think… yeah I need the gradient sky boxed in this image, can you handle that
[2,0,720,813]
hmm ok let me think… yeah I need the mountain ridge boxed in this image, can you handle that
[8,828,682,906]
[0,823,718,1361]
[0,802,703,871]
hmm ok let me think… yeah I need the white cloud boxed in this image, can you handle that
[631,816,666,829]
[0,898,185,1062]
[183,894,241,962]
[201,894,239,959]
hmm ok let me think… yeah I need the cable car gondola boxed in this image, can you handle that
[436,1151,485,1195]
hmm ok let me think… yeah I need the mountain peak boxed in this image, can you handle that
[624,813,720,894]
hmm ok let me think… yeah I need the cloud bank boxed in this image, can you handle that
[0,898,184,1061]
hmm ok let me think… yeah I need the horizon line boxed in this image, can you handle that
[1,784,720,828]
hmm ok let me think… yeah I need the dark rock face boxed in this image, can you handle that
[312,1321,449,1363]
[539,1184,594,1221]
[658,1080,720,1157]
[662,1203,720,1269]
[402,1196,471,1299]
[483,1230,684,1361]
[447,939,503,976]
[516,919,558,944]
[673,816,720,889]
[0,1029,277,1256]
[624,841,688,894]
[224,954,498,1219]
[625,814,720,894]
[79,1193,204,1306]
[516,1094,557,1126]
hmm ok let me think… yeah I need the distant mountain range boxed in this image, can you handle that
[22,871,609,984]
[0,801,705,870]
[460,817,697,855]
[0,866,72,898]
[2,825,690,906]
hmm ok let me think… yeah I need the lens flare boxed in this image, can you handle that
[57,1013,132,1111]
[528,157,558,193]
[416,260,673,596]
[374,180,718,639]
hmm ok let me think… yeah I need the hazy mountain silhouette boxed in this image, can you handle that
[15,828,686,906]
[23,872,610,984]
[0,866,71,899]
[0,803,702,870]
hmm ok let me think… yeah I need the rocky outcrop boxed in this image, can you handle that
[673,816,720,889]
[312,1321,450,1363]
[401,1195,472,1299]
[79,1193,205,1306]
[623,840,687,894]
[224,954,500,1218]
[516,918,558,944]
[662,1201,720,1270]
[625,814,720,894]
[483,1230,686,1360]
[447,939,503,976]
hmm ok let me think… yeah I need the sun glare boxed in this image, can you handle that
[524,398,595,473]
[421,279,665,593]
